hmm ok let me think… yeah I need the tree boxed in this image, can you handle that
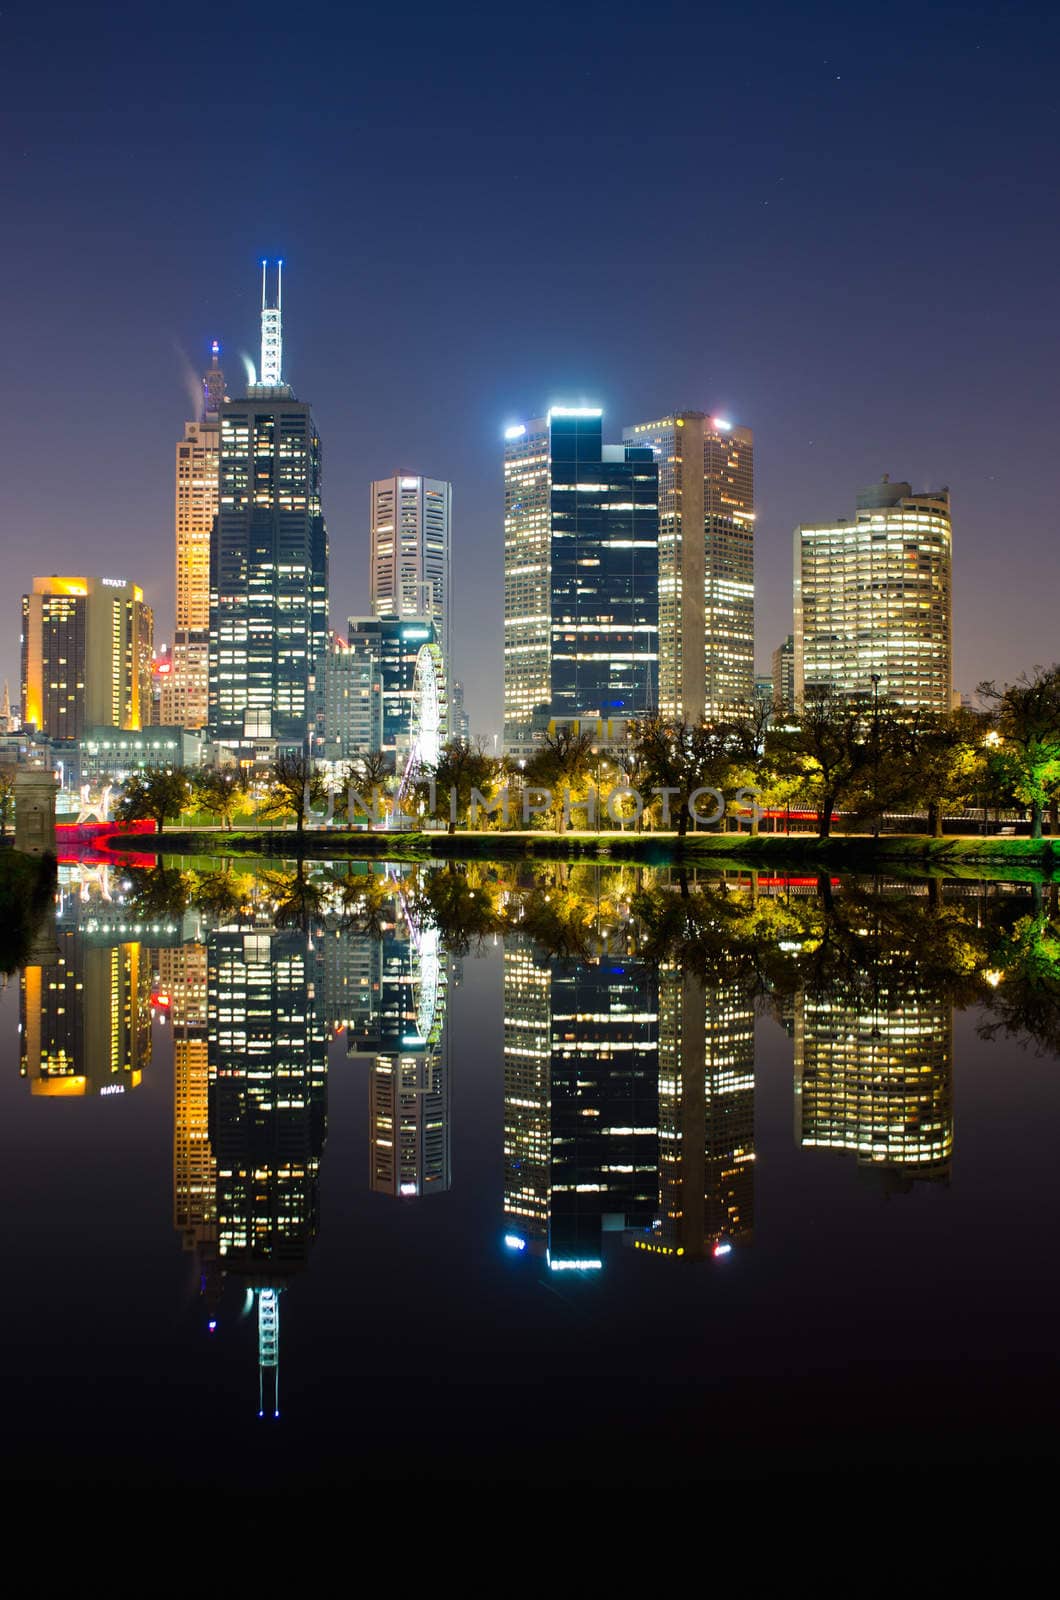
[522,726,596,832]
[343,751,394,828]
[115,767,191,837]
[725,698,776,834]
[977,666,1060,839]
[632,716,755,839]
[882,708,985,837]
[258,752,328,836]
[418,738,501,833]
[766,688,873,838]
[192,767,241,830]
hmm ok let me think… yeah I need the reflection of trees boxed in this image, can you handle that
[0,854,56,974]
[334,869,404,939]
[190,867,253,922]
[978,914,1060,1057]
[413,864,502,955]
[632,879,772,999]
[258,865,330,932]
[124,865,192,921]
[123,856,1060,1061]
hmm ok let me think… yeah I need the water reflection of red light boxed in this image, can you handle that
[55,818,157,868]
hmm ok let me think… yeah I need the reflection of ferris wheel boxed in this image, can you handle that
[390,877,445,1047]
[414,926,442,1044]
[397,642,448,811]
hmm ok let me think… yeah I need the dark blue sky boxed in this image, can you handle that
[2,0,1058,733]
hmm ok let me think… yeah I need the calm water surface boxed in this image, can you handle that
[2,859,1058,1496]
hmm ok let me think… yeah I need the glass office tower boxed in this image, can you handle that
[503,409,659,753]
[346,614,437,759]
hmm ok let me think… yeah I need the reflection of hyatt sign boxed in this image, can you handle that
[101,577,127,588]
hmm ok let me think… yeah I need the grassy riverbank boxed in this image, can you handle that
[110,826,1058,874]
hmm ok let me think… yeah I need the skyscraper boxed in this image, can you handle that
[772,633,795,712]
[503,409,659,754]
[794,477,952,711]
[311,632,382,761]
[623,412,754,719]
[208,262,328,754]
[21,575,153,738]
[449,678,470,742]
[167,343,225,729]
[370,474,452,675]
[346,614,440,760]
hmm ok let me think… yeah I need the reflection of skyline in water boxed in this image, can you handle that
[345,917,450,1200]
[12,860,1056,1413]
[19,875,161,1098]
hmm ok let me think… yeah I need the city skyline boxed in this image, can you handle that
[3,2,1058,742]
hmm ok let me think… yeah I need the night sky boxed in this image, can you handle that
[2,0,1057,735]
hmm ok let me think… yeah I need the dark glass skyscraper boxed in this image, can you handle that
[209,263,328,753]
[503,409,659,753]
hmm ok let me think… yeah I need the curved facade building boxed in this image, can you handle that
[794,476,952,712]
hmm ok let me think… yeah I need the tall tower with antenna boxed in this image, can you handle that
[209,259,329,750]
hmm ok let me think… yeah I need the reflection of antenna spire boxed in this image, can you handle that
[257,1287,280,1419]
[259,258,283,387]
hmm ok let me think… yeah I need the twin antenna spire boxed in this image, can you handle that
[260,258,283,386]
